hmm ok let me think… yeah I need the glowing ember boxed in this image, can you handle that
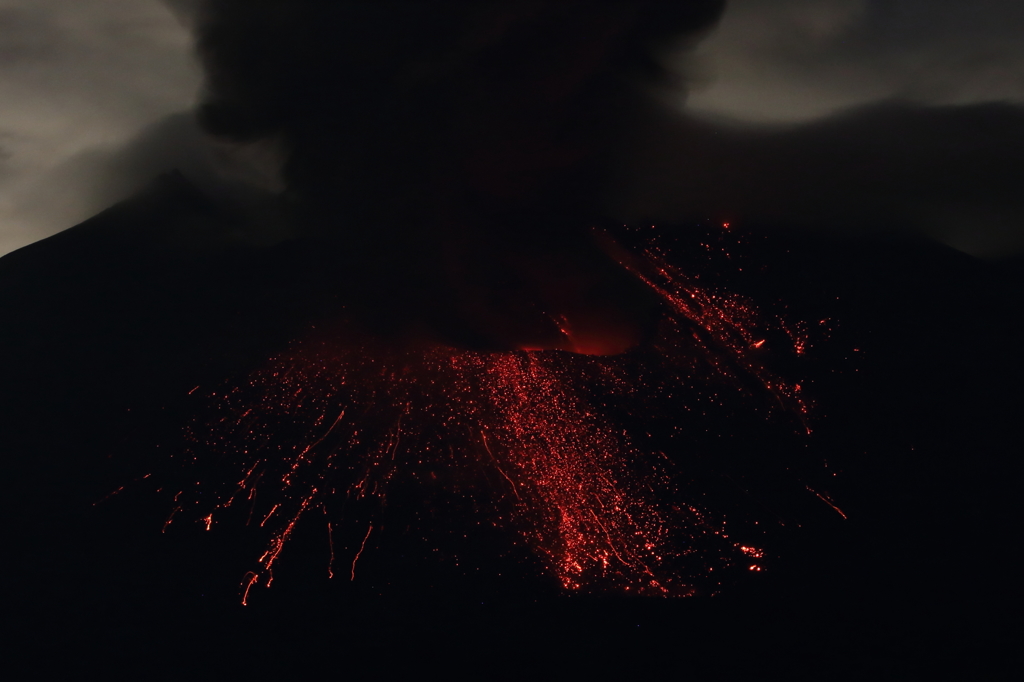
[160,225,817,601]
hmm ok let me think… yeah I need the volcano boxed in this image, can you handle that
[3,0,1022,676]
[1,170,1020,678]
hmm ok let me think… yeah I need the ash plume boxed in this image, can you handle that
[184,1,726,350]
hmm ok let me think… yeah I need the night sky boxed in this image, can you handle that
[2,2,1021,678]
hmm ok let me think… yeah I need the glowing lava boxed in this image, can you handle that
[165,225,813,601]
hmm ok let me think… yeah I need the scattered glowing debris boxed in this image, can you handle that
[156,225,822,602]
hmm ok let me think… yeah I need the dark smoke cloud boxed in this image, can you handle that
[193,1,724,217]
[185,0,1024,269]
[185,0,727,350]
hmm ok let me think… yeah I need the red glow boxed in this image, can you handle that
[350,524,373,581]
[161,226,817,601]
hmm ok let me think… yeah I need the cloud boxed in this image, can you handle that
[683,0,1024,122]
[10,110,291,253]
[0,0,200,256]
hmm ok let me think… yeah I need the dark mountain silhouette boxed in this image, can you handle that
[2,1,1022,677]
[2,169,1020,678]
